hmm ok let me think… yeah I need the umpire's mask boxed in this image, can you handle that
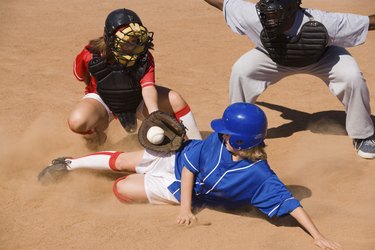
[256,0,301,39]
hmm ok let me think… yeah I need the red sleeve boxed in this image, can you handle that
[140,52,156,88]
[73,46,97,94]
[73,46,93,81]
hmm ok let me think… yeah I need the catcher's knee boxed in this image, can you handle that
[68,112,92,134]
[168,90,186,111]
[68,112,109,135]
[113,176,133,203]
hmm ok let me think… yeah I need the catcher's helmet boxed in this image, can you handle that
[211,103,267,150]
[256,0,301,38]
[104,9,153,67]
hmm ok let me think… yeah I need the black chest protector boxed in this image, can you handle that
[260,11,329,67]
[89,54,148,114]
[88,54,149,133]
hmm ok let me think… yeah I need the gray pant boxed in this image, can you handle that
[229,46,374,139]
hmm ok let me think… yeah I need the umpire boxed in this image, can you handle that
[203,0,375,159]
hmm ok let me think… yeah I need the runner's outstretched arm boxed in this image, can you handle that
[290,207,342,250]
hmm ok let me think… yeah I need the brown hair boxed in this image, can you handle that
[88,37,112,59]
[237,145,267,162]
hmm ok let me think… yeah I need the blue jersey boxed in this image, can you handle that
[167,132,301,217]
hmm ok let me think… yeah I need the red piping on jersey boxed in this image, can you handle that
[140,82,155,88]
[113,176,133,203]
[73,60,84,81]
[174,104,191,122]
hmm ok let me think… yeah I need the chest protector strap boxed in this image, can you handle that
[260,11,329,67]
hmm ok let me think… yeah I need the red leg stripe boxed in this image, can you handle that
[109,152,123,171]
[174,104,190,121]
[113,176,132,203]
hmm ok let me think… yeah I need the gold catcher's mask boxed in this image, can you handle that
[112,23,153,67]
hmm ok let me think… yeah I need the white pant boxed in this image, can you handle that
[83,93,147,121]
[229,46,374,139]
[135,149,179,205]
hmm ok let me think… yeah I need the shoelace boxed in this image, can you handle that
[364,139,375,146]
[51,158,67,165]
[51,158,72,170]
[355,138,375,149]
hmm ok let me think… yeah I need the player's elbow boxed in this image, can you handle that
[204,0,224,10]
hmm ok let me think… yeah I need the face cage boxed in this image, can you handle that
[111,25,153,67]
[256,3,288,39]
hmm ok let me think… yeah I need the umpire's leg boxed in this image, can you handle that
[229,48,289,104]
[314,46,374,139]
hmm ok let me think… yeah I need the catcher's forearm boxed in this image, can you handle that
[142,86,159,114]
[137,110,187,152]
[369,14,375,30]
[204,0,224,11]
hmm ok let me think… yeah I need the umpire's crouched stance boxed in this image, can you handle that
[203,0,375,159]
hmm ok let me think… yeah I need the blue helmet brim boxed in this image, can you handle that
[211,119,237,135]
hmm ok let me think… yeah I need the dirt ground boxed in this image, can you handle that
[1,0,374,249]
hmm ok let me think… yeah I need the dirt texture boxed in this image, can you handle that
[0,0,374,249]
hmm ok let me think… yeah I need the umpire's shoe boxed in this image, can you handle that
[353,136,375,159]
[38,157,71,185]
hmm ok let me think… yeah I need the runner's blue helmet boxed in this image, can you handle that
[211,103,267,150]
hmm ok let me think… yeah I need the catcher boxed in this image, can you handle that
[38,103,341,250]
[69,8,201,149]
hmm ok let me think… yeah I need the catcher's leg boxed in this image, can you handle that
[145,86,202,140]
[113,174,148,203]
[68,94,111,149]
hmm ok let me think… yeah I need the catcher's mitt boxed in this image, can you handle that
[138,111,186,153]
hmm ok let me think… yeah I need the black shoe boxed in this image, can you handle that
[38,157,71,185]
[117,112,137,133]
[353,136,375,159]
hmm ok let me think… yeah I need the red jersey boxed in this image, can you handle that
[73,46,156,94]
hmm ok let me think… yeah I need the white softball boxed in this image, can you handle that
[146,126,165,144]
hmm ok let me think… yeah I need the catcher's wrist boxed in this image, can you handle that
[138,110,186,153]
[148,108,159,114]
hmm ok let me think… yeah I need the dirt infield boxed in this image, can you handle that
[0,0,374,249]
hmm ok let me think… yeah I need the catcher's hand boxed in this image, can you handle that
[138,111,186,153]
